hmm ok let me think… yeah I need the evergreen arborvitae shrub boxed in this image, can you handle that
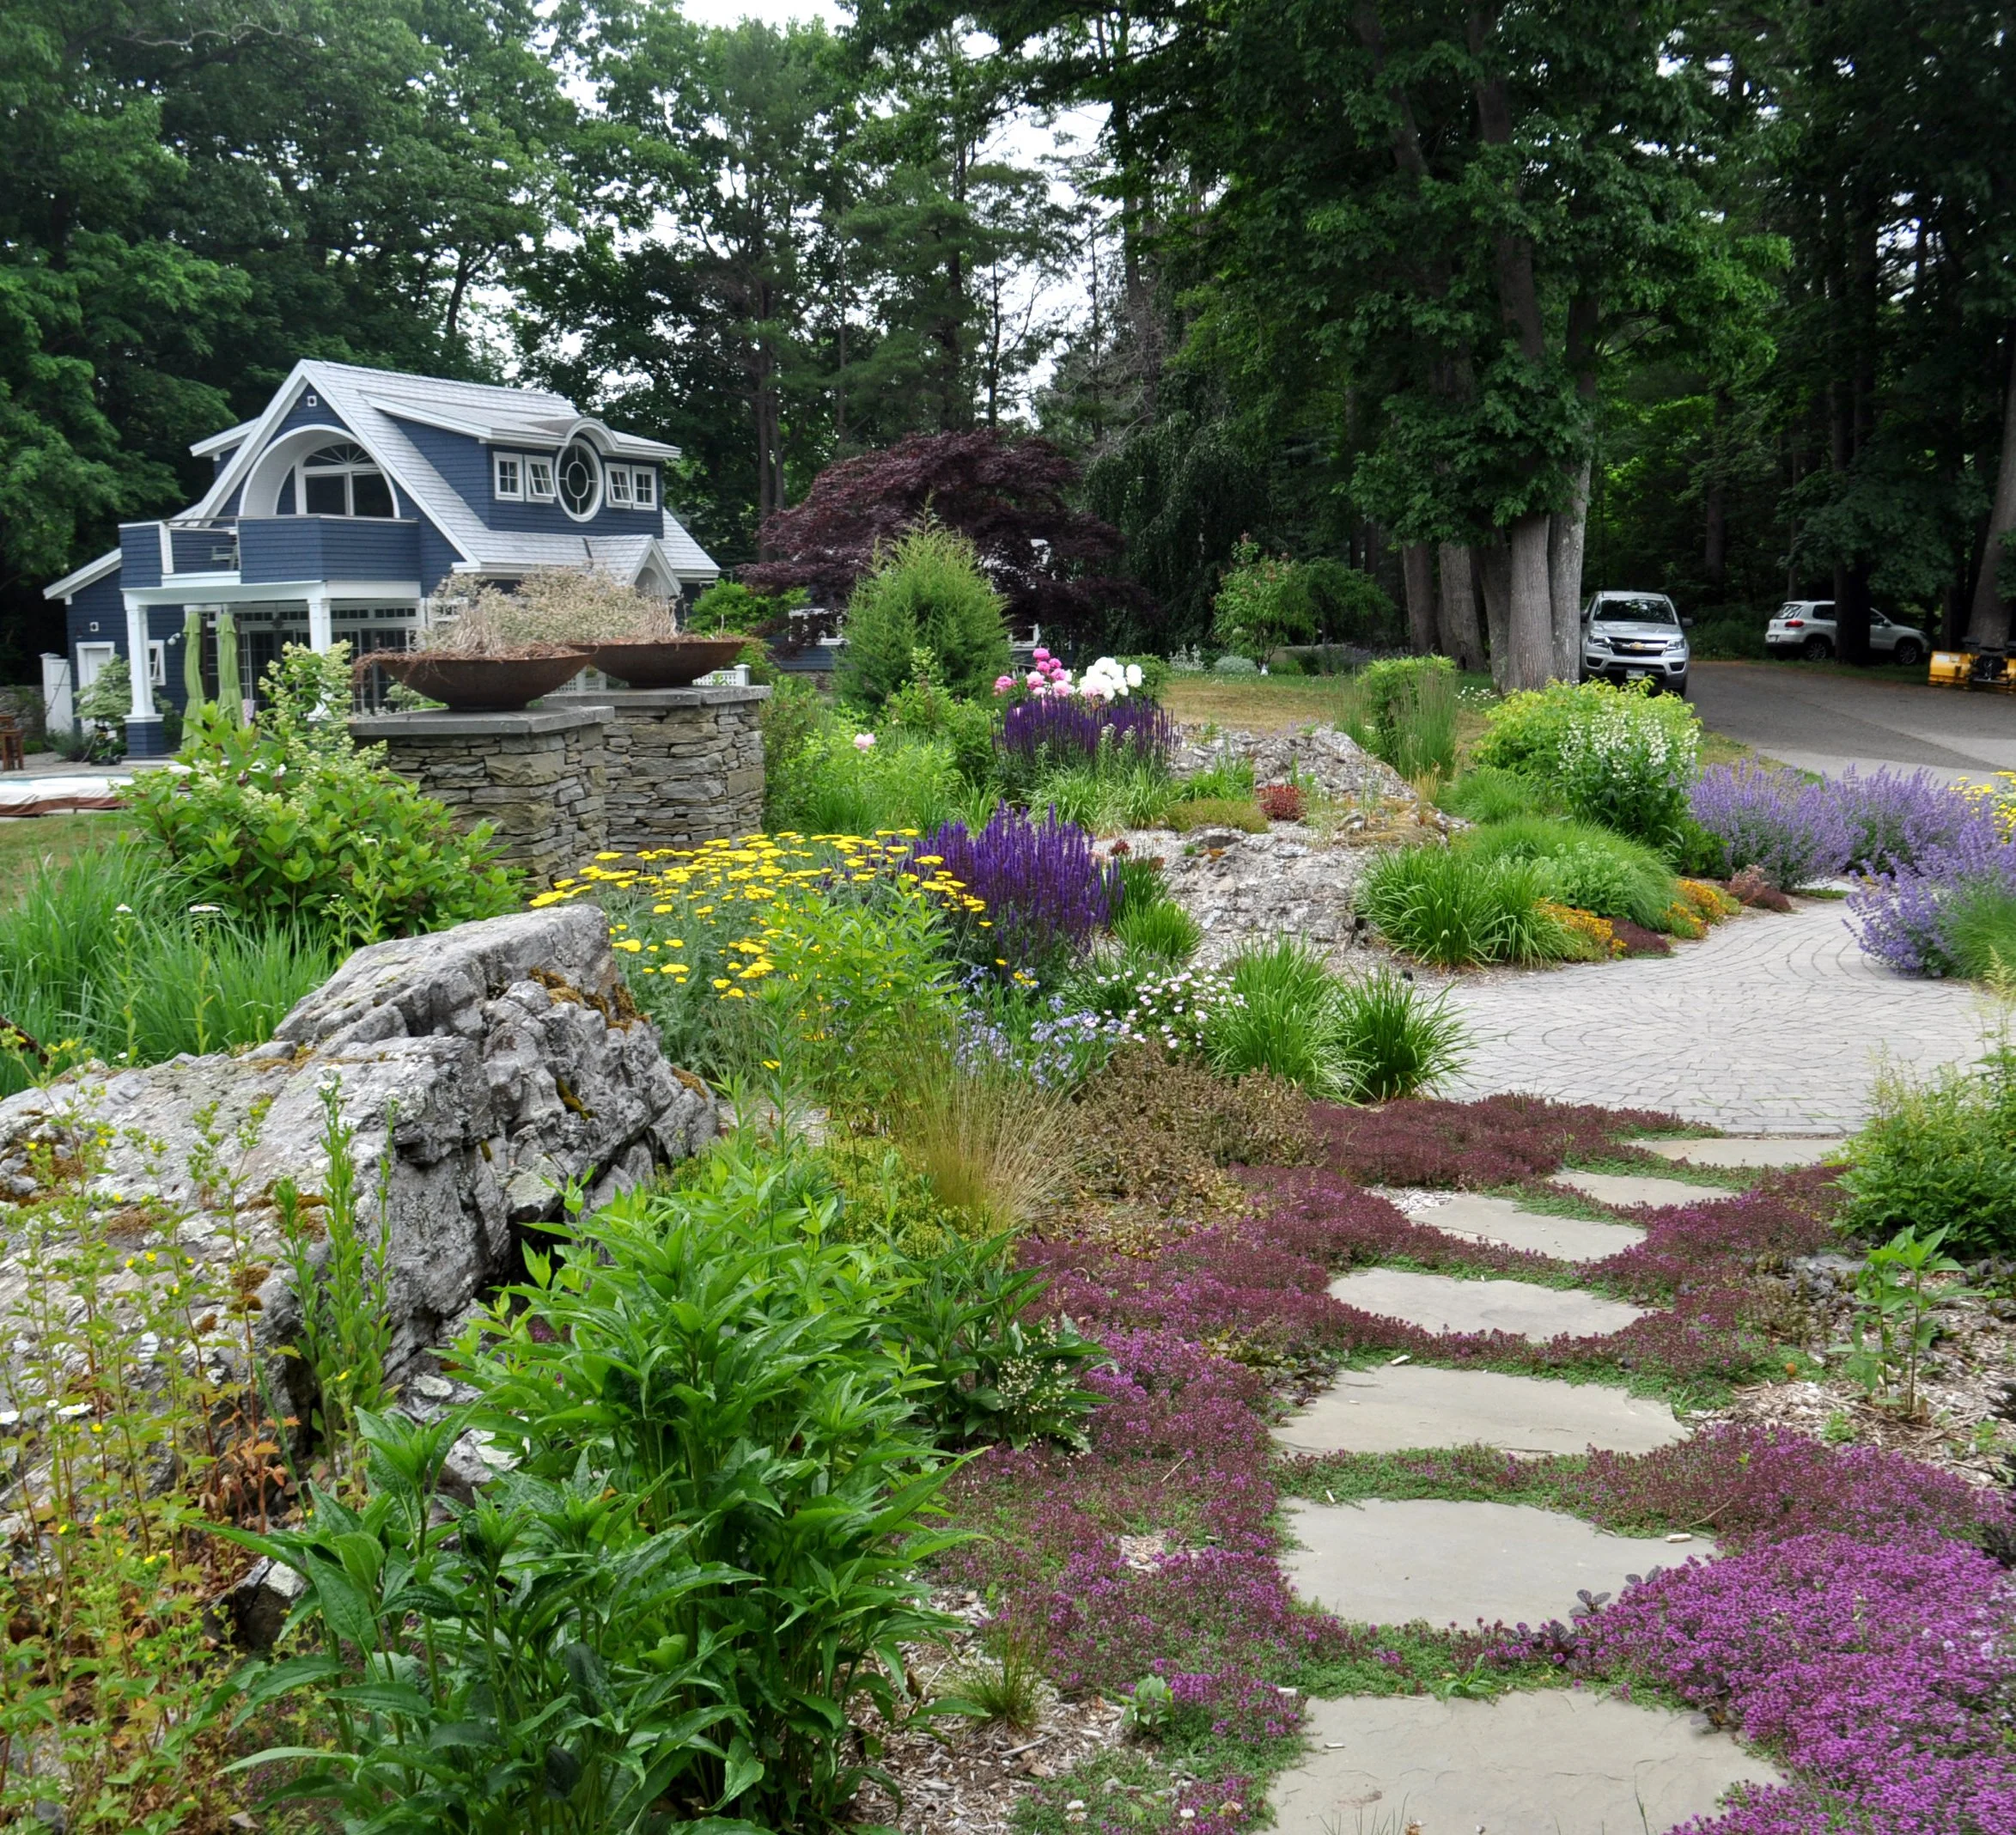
[836,526,1010,711]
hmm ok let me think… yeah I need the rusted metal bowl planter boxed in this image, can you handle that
[373,650,591,712]
[581,638,748,688]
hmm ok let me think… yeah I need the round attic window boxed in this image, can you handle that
[557,439,603,521]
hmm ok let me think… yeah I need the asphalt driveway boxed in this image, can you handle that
[1688,660,2016,781]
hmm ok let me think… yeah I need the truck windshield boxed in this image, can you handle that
[1593,598,1677,625]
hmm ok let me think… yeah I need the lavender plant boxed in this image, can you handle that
[1830,766,1983,874]
[1847,821,2016,976]
[998,696,1174,784]
[1688,763,1850,890]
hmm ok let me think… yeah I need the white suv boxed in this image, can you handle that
[1765,601,1928,664]
[1581,592,1690,695]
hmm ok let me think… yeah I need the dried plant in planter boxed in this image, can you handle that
[419,567,679,655]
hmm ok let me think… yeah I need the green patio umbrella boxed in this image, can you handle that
[181,608,204,716]
[215,609,242,725]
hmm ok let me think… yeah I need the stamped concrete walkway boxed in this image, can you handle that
[1441,901,1987,1131]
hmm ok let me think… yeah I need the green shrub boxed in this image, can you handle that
[1170,797,1267,833]
[1439,765,1554,825]
[1838,1051,2016,1256]
[1475,679,1699,845]
[836,527,1010,711]
[1355,655,1459,777]
[1457,815,1678,930]
[239,1140,970,1833]
[760,674,829,826]
[1356,845,1574,966]
[880,673,999,785]
[1303,558,1402,646]
[770,724,965,836]
[1114,897,1202,961]
[1211,540,1320,662]
[125,644,517,942]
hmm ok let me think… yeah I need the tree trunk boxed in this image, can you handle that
[1436,541,1483,671]
[1968,332,2016,650]
[1548,459,1591,683]
[1506,513,1554,691]
[1703,387,1729,592]
[1402,543,1438,653]
[1836,560,1874,665]
[1478,541,1513,692]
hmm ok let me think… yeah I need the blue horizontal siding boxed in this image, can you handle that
[397,419,661,536]
[239,517,421,583]
[170,526,239,573]
[119,525,163,590]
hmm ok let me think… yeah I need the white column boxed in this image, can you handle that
[123,594,158,718]
[306,591,333,654]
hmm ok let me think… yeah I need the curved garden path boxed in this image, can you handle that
[1263,1147,1827,1833]
[1439,899,1988,1132]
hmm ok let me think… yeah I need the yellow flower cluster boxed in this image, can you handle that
[1538,899,1623,960]
[529,832,984,1001]
[1665,877,1742,940]
[1960,771,2016,838]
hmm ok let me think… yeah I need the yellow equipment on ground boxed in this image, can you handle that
[1930,649,2016,691]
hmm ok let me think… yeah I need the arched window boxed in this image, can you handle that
[556,439,603,521]
[299,442,396,518]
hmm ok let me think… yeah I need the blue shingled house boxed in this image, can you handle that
[42,361,722,756]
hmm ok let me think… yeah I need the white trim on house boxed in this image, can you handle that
[189,418,261,459]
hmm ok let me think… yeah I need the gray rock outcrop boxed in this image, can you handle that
[0,905,714,1407]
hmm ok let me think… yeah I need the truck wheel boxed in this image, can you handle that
[1803,636,1834,660]
[1891,639,1922,668]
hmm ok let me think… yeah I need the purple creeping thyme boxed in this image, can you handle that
[926,805,1114,973]
[1564,1533,2016,1835]
[999,694,1174,774]
[1690,763,1851,890]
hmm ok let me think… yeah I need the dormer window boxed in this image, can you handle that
[494,453,523,500]
[299,442,395,517]
[607,466,634,507]
[633,466,656,509]
[526,456,556,501]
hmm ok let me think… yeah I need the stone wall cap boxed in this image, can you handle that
[349,704,616,738]
[580,685,772,708]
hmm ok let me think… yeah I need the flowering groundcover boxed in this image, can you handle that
[943,1098,2015,1835]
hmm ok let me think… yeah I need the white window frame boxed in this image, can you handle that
[493,452,524,501]
[525,455,556,502]
[606,466,635,507]
[632,466,656,509]
[147,639,168,687]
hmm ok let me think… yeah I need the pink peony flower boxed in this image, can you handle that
[994,674,1015,694]
[1032,647,1051,662]
[852,731,875,752]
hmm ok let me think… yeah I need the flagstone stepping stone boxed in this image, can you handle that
[1329,1267,1648,1340]
[1270,1688,1782,1835]
[1551,1167,1732,1210]
[1279,1497,1711,1629]
[1273,1363,1686,1459]
[1414,1191,1645,1263]
[1638,1134,1845,1168]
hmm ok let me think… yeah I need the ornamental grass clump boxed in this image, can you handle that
[926,805,1113,975]
[1689,762,1851,890]
[1355,844,1574,966]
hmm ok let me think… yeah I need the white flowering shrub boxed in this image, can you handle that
[1479,680,1699,844]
